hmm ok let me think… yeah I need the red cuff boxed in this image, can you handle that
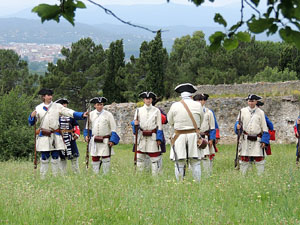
[74,125,80,136]
[216,129,220,139]
[161,114,167,124]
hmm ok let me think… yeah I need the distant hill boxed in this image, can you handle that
[0,4,281,58]
[0,17,223,57]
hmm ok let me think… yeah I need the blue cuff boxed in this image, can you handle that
[110,131,120,145]
[261,131,270,145]
[234,121,239,134]
[156,130,163,142]
[131,120,139,134]
[83,129,92,138]
[265,115,274,130]
[209,129,216,140]
[28,114,35,126]
[73,112,84,120]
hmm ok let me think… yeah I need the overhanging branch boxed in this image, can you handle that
[85,0,164,33]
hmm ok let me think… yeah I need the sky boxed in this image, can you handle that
[1,0,240,15]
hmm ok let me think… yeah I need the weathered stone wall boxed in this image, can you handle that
[105,96,300,144]
[195,80,300,96]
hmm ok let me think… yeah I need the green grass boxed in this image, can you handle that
[0,143,300,224]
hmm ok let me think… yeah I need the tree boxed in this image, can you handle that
[0,88,35,160]
[40,38,106,111]
[137,31,168,97]
[32,0,300,50]
[103,39,126,103]
[278,44,300,78]
[0,49,33,95]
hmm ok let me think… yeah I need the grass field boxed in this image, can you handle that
[0,143,300,224]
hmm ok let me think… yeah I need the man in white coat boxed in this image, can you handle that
[28,88,87,178]
[84,97,120,175]
[132,92,163,175]
[167,83,204,181]
[235,94,270,175]
[194,94,217,176]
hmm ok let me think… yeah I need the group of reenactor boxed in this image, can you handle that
[28,83,300,181]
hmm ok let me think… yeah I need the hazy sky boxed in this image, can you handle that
[2,0,240,14]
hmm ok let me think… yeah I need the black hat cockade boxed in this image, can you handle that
[90,97,108,104]
[256,101,264,107]
[55,98,69,105]
[139,91,157,100]
[38,88,53,96]
[193,93,209,101]
[174,83,197,93]
[246,94,262,101]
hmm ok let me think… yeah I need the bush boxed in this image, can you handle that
[253,66,298,82]
[0,88,35,160]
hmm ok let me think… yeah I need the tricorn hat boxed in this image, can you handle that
[90,97,107,104]
[139,91,157,100]
[38,88,53,96]
[246,94,262,101]
[174,83,197,93]
[256,101,264,107]
[55,98,69,105]
[193,93,209,101]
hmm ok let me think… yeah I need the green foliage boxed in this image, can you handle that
[253,66,298,82]
[0,49,38,96]
[0,89,35,161]
[32,0,86,25]
[41,38,106,111]
[103,40,126,103]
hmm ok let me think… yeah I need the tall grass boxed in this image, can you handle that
[0,143,299,224]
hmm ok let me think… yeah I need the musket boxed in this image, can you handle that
[34,117,37,170]
[134,109,139,167]
[235,110,242,169]
[86,103,91,169]
[296,121,300,165]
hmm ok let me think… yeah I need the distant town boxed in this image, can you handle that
[0,42,65,62]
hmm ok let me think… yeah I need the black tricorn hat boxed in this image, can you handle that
[174,83,197,93]
[55,98,69,105]
[193,93,209,101]
[256,101,264,107]
[90,97,107,104]
[38,88,53,96]
[139,91,157,100]
[246,94,262,101]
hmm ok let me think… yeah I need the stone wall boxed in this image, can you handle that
[195,80,300,96]
[105,96,300,144]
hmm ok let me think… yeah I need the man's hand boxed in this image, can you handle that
[261,143,266,148]
[208,140,213,148]
[85,136,89,142]
[108,141,114,147]
[157,140,161,146]
[83,111,89,117]
[31,110,37,117]
[237,124,241,130]
[134,120,139,126]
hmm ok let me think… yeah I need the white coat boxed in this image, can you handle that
[35,102,75,152]
[168,99,204,160]
[238,106,268,157]
[134,104,162,153]
[86,109,117,157]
